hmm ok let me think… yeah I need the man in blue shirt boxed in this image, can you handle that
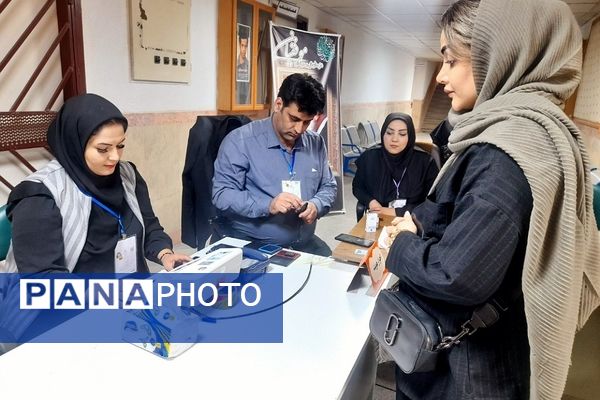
[212,73,337,256]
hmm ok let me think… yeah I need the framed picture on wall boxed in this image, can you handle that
[236,23,251,83]
[235,23,251,104]
[129,0,191,83]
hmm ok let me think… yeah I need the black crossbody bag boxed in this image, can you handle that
[369,283,520,374]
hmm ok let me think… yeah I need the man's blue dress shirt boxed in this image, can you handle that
[212,117,337,246]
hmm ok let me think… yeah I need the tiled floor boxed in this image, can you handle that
[315,175,360,250]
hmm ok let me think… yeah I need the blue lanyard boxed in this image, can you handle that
[88,196,126,237]
[280,148,296,178]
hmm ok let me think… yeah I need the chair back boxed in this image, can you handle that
[356,202,366,223]
[368,121,380,140]
[341,126,350,145]
[415,142,441,169]
[358,122,378,148]
[341,126,360,175]
[356,122,371,148]
[344,125,364,150]
[0,204,11,261]
[366,120,380,146]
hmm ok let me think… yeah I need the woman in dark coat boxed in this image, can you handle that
[352,113,439,217]
[385,0,599,399]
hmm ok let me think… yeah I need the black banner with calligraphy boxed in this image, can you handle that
[270,23,344,212]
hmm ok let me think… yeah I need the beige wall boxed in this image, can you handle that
[575,18,600,169]
[567,17,600,394]
[575,20,600,123]
[121,112,214,244]
[575,121,600,167]
[341,101,412,128]
[411,99,426,132]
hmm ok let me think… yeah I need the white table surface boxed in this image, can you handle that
[0,241,381,399]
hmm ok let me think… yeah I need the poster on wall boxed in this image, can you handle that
[236,23,251,105]
[269,23,345,213]
[129,0,191,83]
[236,24,251,83]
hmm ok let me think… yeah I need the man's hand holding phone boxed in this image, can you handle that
[297,201,317,224]
[269,193,302,215]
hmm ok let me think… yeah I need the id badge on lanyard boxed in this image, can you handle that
[88,195,138,273]
[282,180,302,198]
[115,235,137,273]
[281,148,302,199]
[389,199,407,208]
[390,169,407,209]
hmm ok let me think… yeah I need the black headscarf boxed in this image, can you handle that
[47,94,128,210]
[380,113,416,181]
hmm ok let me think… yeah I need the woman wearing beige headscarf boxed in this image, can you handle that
[385,0,600,399]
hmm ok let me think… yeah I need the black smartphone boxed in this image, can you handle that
[296,202,308,214]
[334,233,374,248]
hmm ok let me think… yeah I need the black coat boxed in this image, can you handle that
[181,115,251,248]
[388,144,533,399]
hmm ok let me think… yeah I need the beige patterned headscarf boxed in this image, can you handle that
[436,0,600,398]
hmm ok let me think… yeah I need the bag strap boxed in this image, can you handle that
[434,285,522,351]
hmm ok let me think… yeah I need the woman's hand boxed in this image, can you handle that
[160,252,192,271]
[391,211,417,234]
[368,199,383,212]
[377,207,397,217]
[384,212,416,247]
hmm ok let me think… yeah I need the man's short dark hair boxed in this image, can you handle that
[277,73,325,116]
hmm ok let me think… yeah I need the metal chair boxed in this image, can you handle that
[368,121,380,143]
[341,126,361,176]
[355,202,367,222]
[357,122,378,149]
[344,125,367,153]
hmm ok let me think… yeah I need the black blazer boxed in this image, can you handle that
[388,144,533,399]
[181,115,251,248]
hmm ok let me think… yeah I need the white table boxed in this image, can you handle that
[0,241,381,399]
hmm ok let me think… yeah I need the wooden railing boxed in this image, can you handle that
[0,0,85,190]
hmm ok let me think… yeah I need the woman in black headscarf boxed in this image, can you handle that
[352,113,439,217]
[4,94,190,273]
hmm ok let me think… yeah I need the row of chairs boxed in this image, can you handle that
[341,121,381,176]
